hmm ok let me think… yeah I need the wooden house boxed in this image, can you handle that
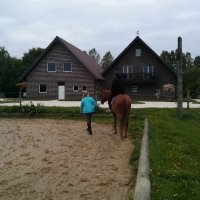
[19,36,104,100]
[103,36,177,100]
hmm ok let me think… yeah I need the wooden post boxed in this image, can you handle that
[19,90,22,108]
[177,37,183,119]
[16,82,26,109]
[187,89,190,112]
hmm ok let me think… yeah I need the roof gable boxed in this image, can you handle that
[19,36,104,81]
[103,36,176,76]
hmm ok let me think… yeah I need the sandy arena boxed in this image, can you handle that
[0,118,133,200]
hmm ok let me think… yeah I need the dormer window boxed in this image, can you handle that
[47,63,56,72]
[135,49,141,57]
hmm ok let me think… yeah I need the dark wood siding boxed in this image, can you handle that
[26,43,98,100]
[104,41,176,100]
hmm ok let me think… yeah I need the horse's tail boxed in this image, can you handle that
[120,97,130,131]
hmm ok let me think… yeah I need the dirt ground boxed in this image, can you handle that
[0,118,134,200]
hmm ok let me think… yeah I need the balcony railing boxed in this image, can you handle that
[122,73,159,83]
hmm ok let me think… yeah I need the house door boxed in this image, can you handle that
[58,82,65,100]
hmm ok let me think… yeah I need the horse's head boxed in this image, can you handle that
[100,89,106,104]
[100,89,111,104]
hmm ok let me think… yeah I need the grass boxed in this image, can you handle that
[147,109,200,200]
[95,108,200,199]
[0,105,200,199]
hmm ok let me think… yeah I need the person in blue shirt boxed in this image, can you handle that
[80,92,96,135]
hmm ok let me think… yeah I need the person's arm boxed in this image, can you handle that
[80,100,83,114]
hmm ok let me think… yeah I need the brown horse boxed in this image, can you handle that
[100,89,131,139]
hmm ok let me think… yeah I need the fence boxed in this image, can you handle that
[134,118,151,200]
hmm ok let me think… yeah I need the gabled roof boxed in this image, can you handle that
[103,36,176,76]
[19,36,104,81]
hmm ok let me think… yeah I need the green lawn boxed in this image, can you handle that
[145,109,200,200]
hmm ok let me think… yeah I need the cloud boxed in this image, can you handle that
[0,0,200,59]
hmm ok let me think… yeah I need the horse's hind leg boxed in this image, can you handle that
[119,116,124,140]
[113,114,117,134]
[124,120,128,138]
[120,129,123,140]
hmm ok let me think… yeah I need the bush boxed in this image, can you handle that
[21,101,45,116]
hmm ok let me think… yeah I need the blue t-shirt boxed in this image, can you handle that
[80,96,95,114]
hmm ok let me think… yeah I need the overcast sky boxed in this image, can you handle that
[1,0,200,59]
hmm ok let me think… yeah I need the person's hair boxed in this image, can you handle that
[82,91,89,98]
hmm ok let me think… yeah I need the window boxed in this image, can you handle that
[123,66,133,79]
[39,84,47,93]
[131,86,138,93]
[73,85,79,92]
[143,66,155,80]
[82,85,87,92]
[47,63,56,72]
[135,49,141,57]
[63,62,72,72]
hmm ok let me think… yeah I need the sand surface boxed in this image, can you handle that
[0,118,133,200]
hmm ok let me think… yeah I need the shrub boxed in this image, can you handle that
[21,101,45,116]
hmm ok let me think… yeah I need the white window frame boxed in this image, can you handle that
[123,66,133,79]
[73,85,79,92]
[47,62,56,72]
[135,49,141,57]
[143,66,155,79]
[39,84,47,93]
[63,62,72,72]
[82,85,87,92]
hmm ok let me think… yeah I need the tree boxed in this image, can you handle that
[88,48,100,64]
[160,50,177,71]
[160,50,194,71]
[183,67,200,98]
[101,51,114,70]
[182,52,194,70]
[194,56,200,67]
[0,47,23,97]
[0,47,9,81]
[22,47,44,70]
[0,47,44,98]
